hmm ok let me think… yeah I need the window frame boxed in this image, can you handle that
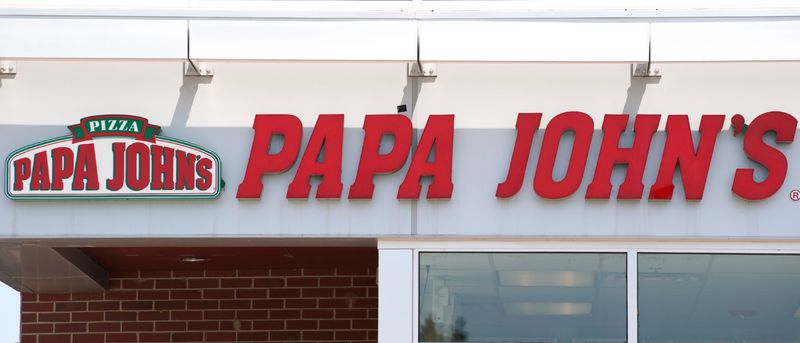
[376,239,800,343]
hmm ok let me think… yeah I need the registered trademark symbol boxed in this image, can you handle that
[791,190,800,201]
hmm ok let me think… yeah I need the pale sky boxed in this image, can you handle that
[0,283,19,343]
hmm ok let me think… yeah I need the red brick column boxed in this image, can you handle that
[20,267,377,343]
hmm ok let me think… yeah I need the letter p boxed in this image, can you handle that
[348,115,412,199]
[236,115,303,198]
[13,157,31,191]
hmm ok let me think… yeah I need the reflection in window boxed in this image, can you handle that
[639,254,800,343]
[419,253,627,343]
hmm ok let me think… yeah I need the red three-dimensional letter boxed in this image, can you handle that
[287,115,344,199]
[349,115,413,199]
[649,115,725,200]
[236,115,303,199]
[496,113,542,198]
[586,114,660,200]
[397,115,455,199]
[533,111,594,199]
[732,111,797,200]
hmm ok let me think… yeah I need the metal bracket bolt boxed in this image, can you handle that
[408,62,437,78]
[0,61,17,75]
[184,61,214,77]
[632,63,661,78]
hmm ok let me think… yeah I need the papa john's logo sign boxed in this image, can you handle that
[5,115,222,199]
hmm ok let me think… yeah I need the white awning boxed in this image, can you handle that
[188,19,417,61]
[2,1,800,63]
[0,18,187,60]
[418,20,650,62]
[651,20,800,62]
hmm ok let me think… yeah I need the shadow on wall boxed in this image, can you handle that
[170,76,212,128]
[399,74,437,123]
[622,75,661,117]
[0,73,16,88]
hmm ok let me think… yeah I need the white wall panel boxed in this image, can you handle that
[189,19,417,61]
[651,20,800,62]
[419,20,650,62]
[0,18,187,59]
[188,62,409,128]
[0,61,183,126]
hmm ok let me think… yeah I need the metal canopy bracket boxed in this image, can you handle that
[632,62,661,77]
[632,40,660,78]
[184,60,213,77]
[0,61,17,75]
[408,61,437,77]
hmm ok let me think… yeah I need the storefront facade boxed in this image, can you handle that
[2,1,800,342]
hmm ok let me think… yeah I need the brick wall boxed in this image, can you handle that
[20,267,377,343]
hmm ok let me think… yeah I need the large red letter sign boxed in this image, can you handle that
[349,115,413,199]
[287,115,344,199]
[649,115,725,200]
[586,114,660,199]
[397,115,455,199]
[496,113,541,198]
[237,115,303,198]
[533,111,594,199]
[732,111,797,200]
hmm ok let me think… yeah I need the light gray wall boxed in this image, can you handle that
[1,61,799,239]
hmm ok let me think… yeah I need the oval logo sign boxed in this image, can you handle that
[5,115,222,199]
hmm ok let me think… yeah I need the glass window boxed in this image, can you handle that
[638,254,800,343]
[419,253,627,343]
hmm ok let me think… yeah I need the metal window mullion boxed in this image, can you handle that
[627,249,639,343]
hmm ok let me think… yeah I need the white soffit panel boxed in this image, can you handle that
[651,20,800,62]
[0,18,187,59]
[189,19,417,61]
[418,20,650,62]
